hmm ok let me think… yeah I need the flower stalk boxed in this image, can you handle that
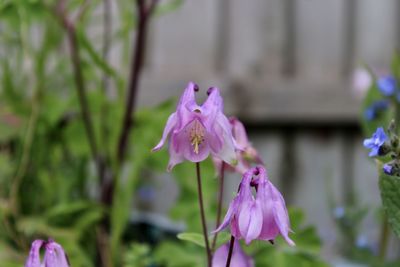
[225,235,235,267]
[196,162,212,267]
[212,162,226,251]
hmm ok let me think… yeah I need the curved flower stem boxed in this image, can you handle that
[225,235,235,267]
[196,162,212,267]
[212,162,226,251]
[378,215,390,261]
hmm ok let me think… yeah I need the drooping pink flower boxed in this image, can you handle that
[25,239,70,267]
[213,117,263,174]
[212,240,254,267]
[214,166,294,245]
[153,82,238,171]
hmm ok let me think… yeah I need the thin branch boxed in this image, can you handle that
[116,0,158,164]
[55,2,105,182]
[100,0,112,172]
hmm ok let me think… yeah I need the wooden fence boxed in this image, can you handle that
[131,0,400,261]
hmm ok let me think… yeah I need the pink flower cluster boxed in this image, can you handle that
[154,82,295,265]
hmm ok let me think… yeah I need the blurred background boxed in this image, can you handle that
[137,0,400,264]
[1,0,400,266]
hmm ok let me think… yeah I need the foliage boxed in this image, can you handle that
[379,170,400,238]
[155,208,330,267]
[358,52,400,266]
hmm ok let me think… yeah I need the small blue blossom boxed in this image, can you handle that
[383,164,393,175]
[377,75,397,96]
[355,235,369,249]
[364,100,389,121]
[363,127,387,157]
[333,206,345,219]
[364,107,375,121]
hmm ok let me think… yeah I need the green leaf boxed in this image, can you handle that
[391,51,400,79]
[379,171,400,237]
[177,232,205,247]
[177,231,231,248]
[155,0,184,16]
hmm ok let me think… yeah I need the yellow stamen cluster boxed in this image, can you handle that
[190,120,205,154]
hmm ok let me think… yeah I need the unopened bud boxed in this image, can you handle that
[378,143,391,156]
[389,119,396,133]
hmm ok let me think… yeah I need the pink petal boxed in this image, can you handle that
[238,199,263,244]
[202,87,224,114]
[25,240,44,267]
[213,198,239,233]
[269,183,295,246]
[176,82,199,131]
[173,119,210,163]
[230,117,250,148]
[257,179,280,240]
[212,113,237,165]
[212,241,254,267]
[167,140,185,171]
[152,113,177,151]
[44,241,70,267]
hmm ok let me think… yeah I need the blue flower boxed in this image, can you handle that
[377,75,397,96]
[363,127,387,157]
[383,164,393,175]
[364,100,389,121]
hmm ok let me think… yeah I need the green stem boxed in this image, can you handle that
[378,215,390,261]
[196,162,212,267]
[212,162,225,251]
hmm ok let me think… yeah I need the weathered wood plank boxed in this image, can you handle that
[149,0,219,78]
[225,78,360,124]
[228,0,286,77]
[355,0,397,66]
[296,0,346,82]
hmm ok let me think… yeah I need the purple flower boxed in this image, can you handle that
[153,82,237,171]
[212,240,254,267]
[213,117,263,174]
[25,239,70,267]
[363,127,387,157]
[214,166,294,245]
[383,164,393,175]
[377,75,397,96]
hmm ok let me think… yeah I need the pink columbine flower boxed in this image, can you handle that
[213,166,294,245]
[212,240,254,267]
[213,117,263,174]
[153,82,238,171]
[25,239,70,267]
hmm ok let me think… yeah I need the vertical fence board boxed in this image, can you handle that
[296,0,346,82]
[149,0,218,78]
[228,0,285,78]
[355,0,397,67]
[292,132,343,258]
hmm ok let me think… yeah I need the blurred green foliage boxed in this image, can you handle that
[153,207,329,267]
[356,52,400,266]
[0,0,330,266]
